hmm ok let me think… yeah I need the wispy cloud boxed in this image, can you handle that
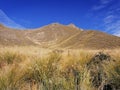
[106,21,120,36]
[0,9,25,29]
[102,3,120,37]
[103,15,115,24]
[91,0,120,37]
[114,30,120,36]
[92,5,106,11]
[100,0,113,4]
[103,15,120,36]
[92,0,113,10]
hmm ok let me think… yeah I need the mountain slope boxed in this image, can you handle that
[0,24,35,46]
[56,30,120,49]
[0,23,120,49]
[24,23,80,47]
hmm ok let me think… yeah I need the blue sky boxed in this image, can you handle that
[0,0,120,36]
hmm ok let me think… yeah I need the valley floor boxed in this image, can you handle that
[0,46,120,90]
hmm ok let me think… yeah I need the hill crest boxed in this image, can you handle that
[0,23,120,49]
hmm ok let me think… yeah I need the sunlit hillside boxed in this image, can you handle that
[1,24,120,49]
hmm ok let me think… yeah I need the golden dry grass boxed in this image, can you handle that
[0,46,120,90]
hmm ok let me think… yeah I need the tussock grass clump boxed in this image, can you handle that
[23,53,61,90]
[103,59,120,89]
[0,52,24,64]
[0,47,120,90]
[0,65,27,90]
[0,51,26,69]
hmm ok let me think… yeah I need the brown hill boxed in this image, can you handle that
[55,30,120,49]
[0,23,120,49]
[0,24,35,46]
[25,23,80,46]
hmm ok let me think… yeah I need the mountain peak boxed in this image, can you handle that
[51,22,60,25]
[0,22,120,49]
[47,23,79,29]
[67,23,79,29]
[49,23,64,26]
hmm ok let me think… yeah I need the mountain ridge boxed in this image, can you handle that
[0,23,120,49]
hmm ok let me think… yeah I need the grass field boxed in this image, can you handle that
[0,46,120,90]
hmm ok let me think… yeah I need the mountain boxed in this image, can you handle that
[0,24,35,46]
[25,23,80,47]
[0,23,120,49]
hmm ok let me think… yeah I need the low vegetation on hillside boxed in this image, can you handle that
[0,46,120,90]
